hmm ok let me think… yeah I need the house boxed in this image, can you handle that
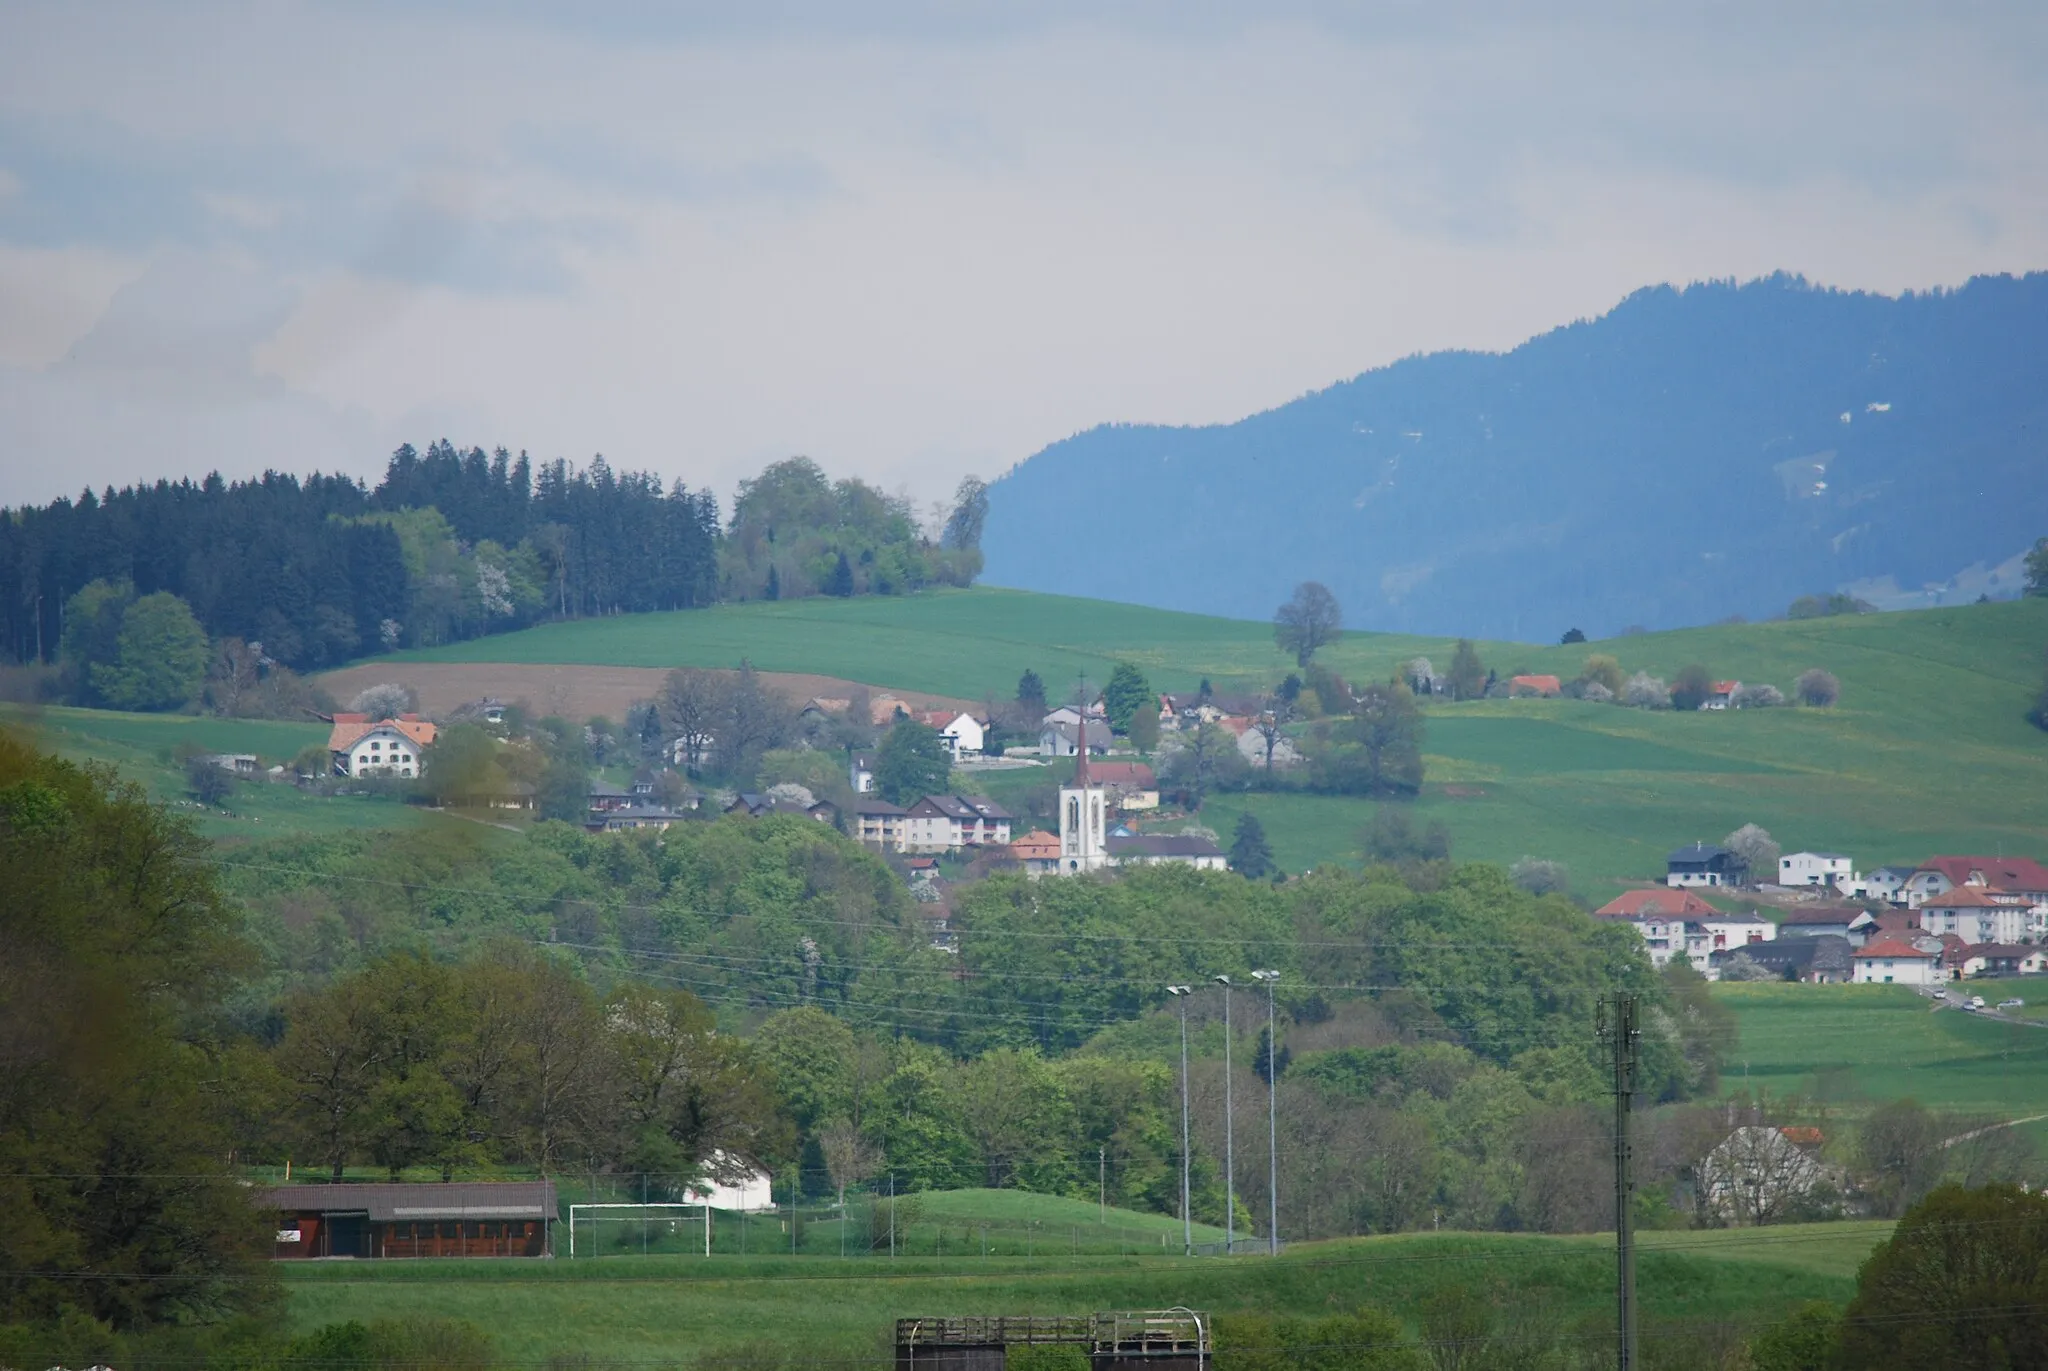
[1596,890,1720,919]
[1916,887,2029,946]
[1087,761,1160,811]
[1508,674,1562,698]
[197,752,260,774]
[1666,842,1747,888]
[1699,681,1742,711]
[1900,855,2048,909]
[1041,720,1112,759]
[1041,704,1101,730]
[264,1181,555,1259]
[851,798,908,851]
[726,793,836,823]
[1104,833,1229,871]
[327,713,437,779]
[1712,935,1852,983]
[1974,944,2048,976]
[588,804,686,833]
[868,695,911,726]
[1851,936,1941,985]
[1779,852,1854,889]
[1697,1127,1834,1224]
[683,1153,774,1212]
[919,711,987,760]
[1004,829,1065,877]
[903,795,1012,851]
[588,780,635,812]
[449,697,509,726]
[1777,907,1873,942]
[1860,865,1917,904]
[850,753,876,794]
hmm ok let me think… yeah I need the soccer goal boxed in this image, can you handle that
[566,1202,710,1258]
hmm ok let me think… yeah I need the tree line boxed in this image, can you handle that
[0,445,988,691]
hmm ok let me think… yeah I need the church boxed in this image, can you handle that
[1055,714,1226,874]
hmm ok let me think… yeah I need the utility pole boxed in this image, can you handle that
[1215,975,1235,1255]
[1099,1147,1106,1225]
[1167,985,1193,1255]
[1601,991,1641,1371]
[1252,969,1280,1254]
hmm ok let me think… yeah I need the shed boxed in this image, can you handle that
[263,1180,556,1259]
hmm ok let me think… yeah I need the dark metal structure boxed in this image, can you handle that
[895,1310,1208,1369]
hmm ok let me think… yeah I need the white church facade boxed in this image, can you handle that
[1054,716,1223,875]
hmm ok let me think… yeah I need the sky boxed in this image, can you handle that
[2,2,2045,512]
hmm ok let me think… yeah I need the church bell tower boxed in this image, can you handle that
[1057,702,1109,873]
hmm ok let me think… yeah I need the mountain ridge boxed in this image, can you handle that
[980,271,2048,638]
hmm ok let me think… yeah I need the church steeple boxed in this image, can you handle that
[1074,698,1090,784]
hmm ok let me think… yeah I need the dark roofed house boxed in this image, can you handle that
[264,1180,556,1259]
[1711,935,1853,984]
[1776,906,1872,941]
[1106,833,1228,870]
[1666,842,1747,889]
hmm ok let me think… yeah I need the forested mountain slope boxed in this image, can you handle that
[981,273,2048,636]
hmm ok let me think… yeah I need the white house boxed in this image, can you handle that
[902,795,1012,851]
[1779,852,1854,888]
[1916,888,2028,946]
[921,711,985,760]
[326,714,437,779]
[1699,680,1742,711]
[849,753,876,794]
[1851,936,1940,986]
[1859,865,1916,904]
[684,1153,773,1212]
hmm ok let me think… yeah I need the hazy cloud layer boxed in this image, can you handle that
[1,1,2044,508]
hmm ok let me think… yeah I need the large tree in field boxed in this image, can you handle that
[875,717,950,803]
[1446,639,1486,701]
[1273,581,1342,668]
[0,730,276,1333]
[1836,1183,2048,1368]
[94,591,209,711]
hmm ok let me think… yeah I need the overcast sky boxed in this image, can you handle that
[2,2,2044,511]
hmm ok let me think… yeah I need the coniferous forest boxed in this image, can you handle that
[0,444,988,674]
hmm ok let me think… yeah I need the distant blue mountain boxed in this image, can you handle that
[980,273,2048,638]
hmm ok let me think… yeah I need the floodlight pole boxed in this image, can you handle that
[1602,991,1641,1371]
[1167,985,1193,1256]
[1252,970,1280,1255]
[1216,975,1235,1255]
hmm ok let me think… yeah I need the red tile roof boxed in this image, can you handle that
[1917,856,2048,893]
[1596,889,1718,918]
[1778,1126,1824,1145]
[326,715,437,752]
[1920,886,2015,909]
[1853,937,1935,959]
[1510,674,1562,695]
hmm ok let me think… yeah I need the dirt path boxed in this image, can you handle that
[313,661,981,724]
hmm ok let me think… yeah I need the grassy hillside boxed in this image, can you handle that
[280,1220,1874,1367]
[24,591,2048,887]
[1717,983,2048,1118]
[0,705,436,841]
[364,589,2046,890]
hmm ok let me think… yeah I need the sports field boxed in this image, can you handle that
[280,1219,1876,1367]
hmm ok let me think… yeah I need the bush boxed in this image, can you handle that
[1731,682,1784,708]
[1623,672,1669,709]
[1579,681,1614,704]
[185,756,235,806]
[1669,663,1714,712]
[1794,669,1839,707]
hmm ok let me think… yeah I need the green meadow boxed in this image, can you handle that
[1715,983,2048,1119]
[280,1218,1877,1368]
[12,592,2047,887]
[0,704,436,841]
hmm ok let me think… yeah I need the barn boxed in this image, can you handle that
[263,1181,557,1259]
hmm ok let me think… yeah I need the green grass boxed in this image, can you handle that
[0,704,436,842]
[343,591,2048,892]
[279,1223,1871,1366]
[1716,982,2048,1118]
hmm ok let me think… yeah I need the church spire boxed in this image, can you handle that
[1074,673,1091,785]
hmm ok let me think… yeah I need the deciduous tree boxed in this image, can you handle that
[875,717,950,804]
[1795,668,1839,707]
[1446,639,1486,701]
[1669,663,1715,711]
[1273,582,1342,668]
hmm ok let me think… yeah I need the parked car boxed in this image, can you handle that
[1969,996,1987,1010]
[1930,988,1948,1000]
[1999,998,2025,1010]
